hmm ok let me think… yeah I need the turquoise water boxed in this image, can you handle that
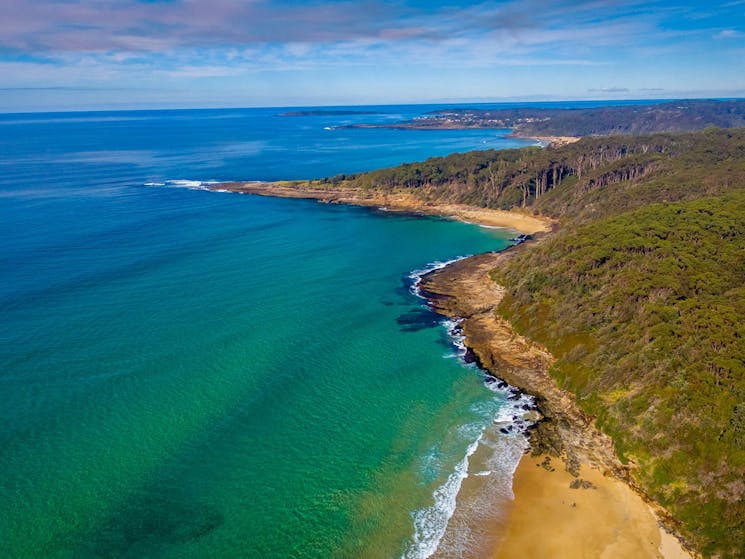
[0,106,535,558]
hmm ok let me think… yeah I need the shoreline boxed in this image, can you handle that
[211,181,555,234]
[515,134,582,147]
[210,179,693,557]
[419,247,694,558]
[335,123,583,148]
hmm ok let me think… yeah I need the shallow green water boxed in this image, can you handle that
[1,188,524,558]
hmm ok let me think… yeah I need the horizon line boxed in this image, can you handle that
[2,95,745,116]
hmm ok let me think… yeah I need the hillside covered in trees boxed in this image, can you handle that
[321,128,745,557]
[345,99,745,138]
[323,127,744,219]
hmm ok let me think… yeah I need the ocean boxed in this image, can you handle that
[0,104,541,558]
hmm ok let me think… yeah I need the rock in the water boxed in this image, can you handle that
[463,348,477,364]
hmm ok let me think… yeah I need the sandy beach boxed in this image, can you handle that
[493,453,691,559]
[527,135,582,147]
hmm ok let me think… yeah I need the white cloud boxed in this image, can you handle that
[714,29,743,39]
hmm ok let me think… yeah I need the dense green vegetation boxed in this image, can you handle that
[519,99,745,135]
[323,128,745,557]
[327,128,745,219]
[360,99,745,137]
[494,195,745,557]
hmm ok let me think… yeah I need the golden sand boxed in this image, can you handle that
[529,135,582,147]
[492,454,693,559]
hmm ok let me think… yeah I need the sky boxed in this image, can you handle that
[0,0,744,111]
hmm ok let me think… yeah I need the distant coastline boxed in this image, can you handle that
[331,120,581,148]
[334,99,745,139]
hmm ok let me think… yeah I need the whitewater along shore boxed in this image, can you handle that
[419,246,694,559]
[212,180,693,557]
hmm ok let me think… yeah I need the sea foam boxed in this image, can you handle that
[408,257,469,299]
[403,436,482,559]
[167,179,219,190]
[402,258,536,559]
[144,179,221,190]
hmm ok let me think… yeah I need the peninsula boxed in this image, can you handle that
[337,99,745,141]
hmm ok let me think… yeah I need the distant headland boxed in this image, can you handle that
[337,99,745,140]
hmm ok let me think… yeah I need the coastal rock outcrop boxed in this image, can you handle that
[420,247,628,479]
